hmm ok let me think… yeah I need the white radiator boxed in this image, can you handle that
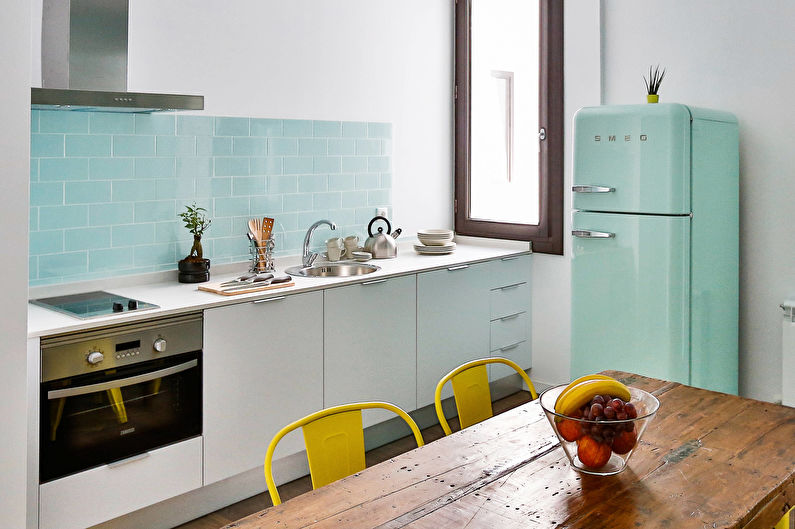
[781,301,795,407]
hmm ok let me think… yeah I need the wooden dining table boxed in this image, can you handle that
[222,371,795,529]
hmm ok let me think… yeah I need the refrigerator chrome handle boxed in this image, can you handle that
[572,230,615,239]
[572,185,615,193]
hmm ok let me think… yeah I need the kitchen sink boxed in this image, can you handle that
[284,263,381,278]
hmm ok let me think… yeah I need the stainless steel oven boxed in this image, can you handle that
[40,313,202,483]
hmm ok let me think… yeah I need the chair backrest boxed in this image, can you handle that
[434,357,538,436]
[264,401,424,506]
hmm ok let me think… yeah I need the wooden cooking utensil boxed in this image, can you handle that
[248,218,266,271]
[261,217,275,240]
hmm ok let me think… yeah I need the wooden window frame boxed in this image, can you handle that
[454,0,564,255]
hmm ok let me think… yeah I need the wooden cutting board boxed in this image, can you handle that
[198,280,295,296]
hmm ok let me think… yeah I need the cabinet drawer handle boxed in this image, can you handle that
[500,313,521,322]
[253,296,286,304]
[498,282,524,291]
[361,279,387,286]
[499,342,522,352]
[107,452,150,469]
[501,256,520,261]
[447,265,469,271]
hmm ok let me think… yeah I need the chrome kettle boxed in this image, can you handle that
[363,216,402,259]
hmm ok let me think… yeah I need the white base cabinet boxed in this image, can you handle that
[39,437,202,529]
[203,291,323,485]
[417,262,491,407]
[324,275,417,427]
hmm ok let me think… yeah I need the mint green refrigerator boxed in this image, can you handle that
[571,104,739,394]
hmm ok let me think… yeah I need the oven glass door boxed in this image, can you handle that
[40,351,201,483]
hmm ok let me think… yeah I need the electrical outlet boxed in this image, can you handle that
[376,207,388,218]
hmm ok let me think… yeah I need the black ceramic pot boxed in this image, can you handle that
[178,258,210,283]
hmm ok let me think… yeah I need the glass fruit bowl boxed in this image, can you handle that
[539,384,660,476]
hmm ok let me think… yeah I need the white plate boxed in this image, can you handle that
[418,229,454,237]
[414,242,456,255]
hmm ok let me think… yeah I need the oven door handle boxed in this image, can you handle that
[47,359,198,400]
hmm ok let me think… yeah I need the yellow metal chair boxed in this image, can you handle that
[263,401,424,506]
[776,506,793,529]
[434,357,538,436]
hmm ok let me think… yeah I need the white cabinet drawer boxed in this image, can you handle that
[490,340,531,380]
[490,281,530,320]
[39,436,203,529]
[490,311,528,352]
[487,254,531,289]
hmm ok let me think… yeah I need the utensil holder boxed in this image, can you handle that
[249,236,275,273]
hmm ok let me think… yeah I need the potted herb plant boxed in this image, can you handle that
[177,202,212,283]
[644,65,665,103]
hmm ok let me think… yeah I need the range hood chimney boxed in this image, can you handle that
[33,0,203,113]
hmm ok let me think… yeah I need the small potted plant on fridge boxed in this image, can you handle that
[644,65,665,103]
[177,202,212,283]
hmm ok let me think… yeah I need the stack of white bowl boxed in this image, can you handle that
[415,229,456,254]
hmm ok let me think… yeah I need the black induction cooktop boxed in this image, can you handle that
[30,291,159,320]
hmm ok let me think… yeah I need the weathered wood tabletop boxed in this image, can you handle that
[223,371,795,529]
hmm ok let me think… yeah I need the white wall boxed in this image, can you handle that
[601,0,795,401]
[0,0,31,526]
[126,0,454,237]
[529,2,601,387]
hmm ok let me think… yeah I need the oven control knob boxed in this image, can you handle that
[87,351,104,365]
[153,338,167,353]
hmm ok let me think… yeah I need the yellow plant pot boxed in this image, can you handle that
[647,94,659,103]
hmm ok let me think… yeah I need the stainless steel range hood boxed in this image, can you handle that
[33,0,203,113]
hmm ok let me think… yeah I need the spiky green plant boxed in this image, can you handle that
[643,65,666,95]
[178,202,212,260]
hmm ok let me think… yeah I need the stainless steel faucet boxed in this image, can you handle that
[302,219,336,267]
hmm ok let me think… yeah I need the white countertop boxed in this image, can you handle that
[28,237,531,338]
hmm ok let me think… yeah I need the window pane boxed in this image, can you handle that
[470,0,539,225]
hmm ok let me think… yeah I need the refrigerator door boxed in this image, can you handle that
[571,211,690,383]
[573,104,691,214]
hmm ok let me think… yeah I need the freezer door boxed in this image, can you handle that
[571,211,690,384]
[573,104,691,214]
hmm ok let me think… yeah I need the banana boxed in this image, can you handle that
[554,378,631,417]
[554,374,616,409]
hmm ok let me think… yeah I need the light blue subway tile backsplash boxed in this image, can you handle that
[31,183,63,206]
[283,120,313,137]
[328,139,355,156]
[342,121,368,138]
[284,157,313,175]
[65,181,111,204]
[65,227,111,251]
[215,117,249,137]
[114,135,156,156]
[135,114,176,136]
[90,158,134,180]
[177,116,214,136]
[40,111,89,133]
[29,112,391,285]
[90,113,134,134]
[66,135,111,157]
[355,139,381,156]
[251,119,282,137]
[157,136,196,156]
[313,121,342,138]
[40,158,89,181]
[31,134,64,157]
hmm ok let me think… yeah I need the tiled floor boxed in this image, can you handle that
[176,390,533,529]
